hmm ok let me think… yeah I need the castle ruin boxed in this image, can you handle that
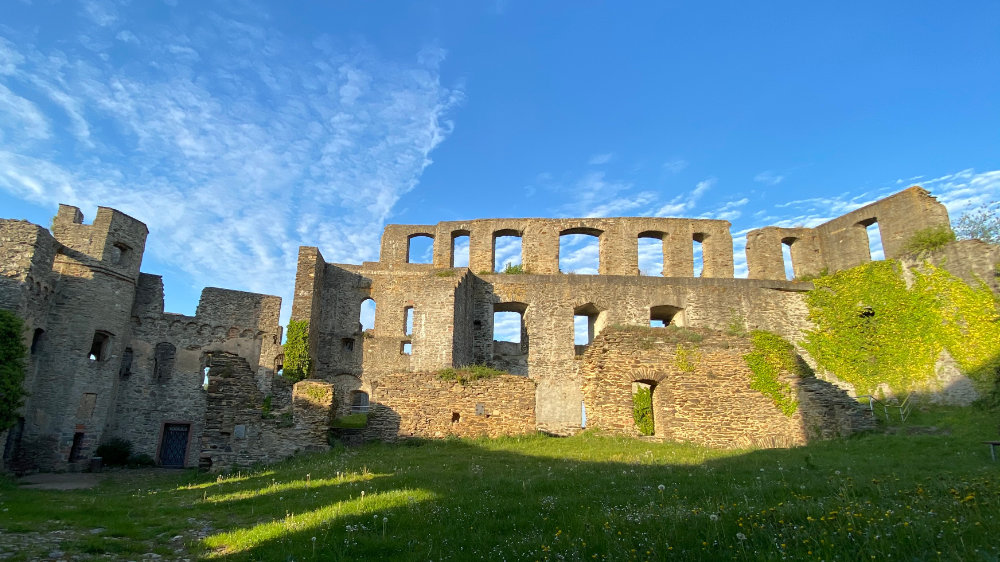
[0,186,989,472]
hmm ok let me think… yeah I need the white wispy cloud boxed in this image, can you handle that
[587,152,613,165]
[655,178,715,216]
[754,170,784,185]
[0,4,461,323]
[663,159,687,173]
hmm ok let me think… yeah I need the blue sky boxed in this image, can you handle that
[1,0,998,333]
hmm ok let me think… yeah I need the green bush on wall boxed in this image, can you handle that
[632,386,654,436]
[803,260,1000,397]
[0,309,27,431]
[284,319,311,382]
[743,331,812,416]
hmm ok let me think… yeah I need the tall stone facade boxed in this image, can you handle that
[2,186,993,472]
[0,207,285,472]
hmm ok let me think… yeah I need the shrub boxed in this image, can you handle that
[632,386,654,436]
[127,453,156,468]
[502,262,525,274]
[95,438,133,466]
[284,320,311,382]
[0,309,27,431]
[902,226,956,254]
[744,331,811,416]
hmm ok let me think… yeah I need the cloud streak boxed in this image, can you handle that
[0,4,461,323]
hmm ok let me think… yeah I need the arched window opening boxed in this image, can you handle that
[403,306,414,336]
[274,354,284,376]
[637,231,665,276]
[360,298,376,332]
[781,237,797,281]
[859,218,884,260]
[407,234,434,264]
[154,342,177,381]
[351,390,370,414]
[573,303,605,355]
[493,230,523,273]
[559,228,601,274]
[650,305,684,327]
[30,328,45,355]
[692,233,706,277]
[632,381,656,436]
[88,331,111,361]
[451,230,470,268]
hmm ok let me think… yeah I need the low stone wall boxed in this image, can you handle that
[200,353,332,471]
[581,328,873,448]
[364,372,536,440]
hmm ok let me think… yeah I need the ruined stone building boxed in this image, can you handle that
[1,187,992,472]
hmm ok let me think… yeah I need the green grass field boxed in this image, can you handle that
[1,406,998,560]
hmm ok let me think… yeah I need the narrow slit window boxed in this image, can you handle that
[781,238,796,281]
[692,233,706,277]
[403,306,414,336]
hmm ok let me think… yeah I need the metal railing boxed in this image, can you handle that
[859,393,912,423]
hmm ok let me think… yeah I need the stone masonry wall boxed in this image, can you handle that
[383,216,735,278]
[201,353,331,471]
[747,187,952,280]
[364,372,536,440]
[581,328,873,448]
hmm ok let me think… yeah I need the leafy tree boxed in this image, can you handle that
[0,309,28,431]
[283,319,311,382]
[954,201,1000,245]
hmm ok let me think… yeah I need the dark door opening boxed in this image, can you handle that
[158,423,190,468]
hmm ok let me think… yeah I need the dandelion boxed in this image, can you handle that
[658,484,666,491]
[736,532,747,541]
[710,514,719,521]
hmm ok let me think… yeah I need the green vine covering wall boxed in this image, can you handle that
[803,260,1000,396]
[0,309,28,430]
[632,386,654,435]
[283,319,312,382]
[743,331,810,416]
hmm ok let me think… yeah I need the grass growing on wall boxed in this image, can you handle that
[437,364,510,385]
[743,331,812,416]
[804,260,1000,396]
[283,320,311,382]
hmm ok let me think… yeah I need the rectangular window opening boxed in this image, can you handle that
[407,235,434,264]
[401,341,412,355]
[494,234,523,273]
[451,232,470,268]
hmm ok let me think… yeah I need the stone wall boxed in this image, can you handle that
[581,328,874,448]
[364,372,536,440]
[382,217,735,278]
[200,353,331,471]
[747,187,952,280]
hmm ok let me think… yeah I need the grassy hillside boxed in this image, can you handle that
[1,406,998,560]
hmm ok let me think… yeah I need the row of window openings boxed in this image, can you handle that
[356,300,679,352]
[407,233,711,276]
[779,221,883,281]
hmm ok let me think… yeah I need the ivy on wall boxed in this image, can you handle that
[744,331,810,416]
[0,309,28,430]
[803,260,1000,396]
[284,319,312,382]
[632,385,654,435]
